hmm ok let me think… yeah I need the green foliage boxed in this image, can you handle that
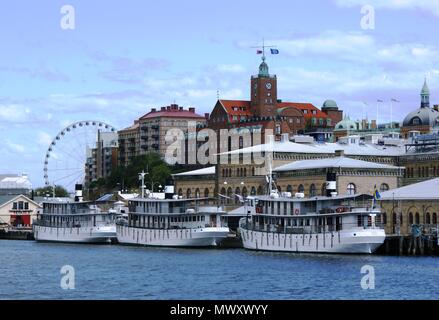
[87,153,172,199]
[34,185,69,197]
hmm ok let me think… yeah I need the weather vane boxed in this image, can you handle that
[251,39,279,61]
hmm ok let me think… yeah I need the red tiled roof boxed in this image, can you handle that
[140,110,205,120]
[278,102,327,118]
[219,100,252,116]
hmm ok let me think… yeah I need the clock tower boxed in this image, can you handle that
[250,55,278,117]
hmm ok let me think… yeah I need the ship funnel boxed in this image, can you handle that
[74,184,83,202]
[326,171,337,197]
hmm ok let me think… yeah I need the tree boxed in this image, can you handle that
[34,185,69,197]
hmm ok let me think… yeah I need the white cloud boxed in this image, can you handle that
[335,0,439,16]
[0,104,32,122]
[37,132,53,146]
[216,64,246,73]
[5,140,26,154]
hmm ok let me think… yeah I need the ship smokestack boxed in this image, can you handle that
[74,184,83,202]
[326,171,337,197]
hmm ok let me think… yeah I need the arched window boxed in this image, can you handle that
[220,188,226,203]
[178,188,183,197]
[257,186,264,195]
[415,212,420,224]
[433,213,437,224]
[250,186,256,196]
[287,185,293,194]
[426,212,431,224]
[347,183,356,195]
[409,212,413,225]
[204,188,209,198]
[252,167,255,176]
[309,184,316,197]
[195,188,200,198]
[235,187,241,204]
[380,183,389,192]
[186,189,192,199]
[321,183,326,196]
[298,184,304,193]
[227,188,233,204]
[242,187,248,197]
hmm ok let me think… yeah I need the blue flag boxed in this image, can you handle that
[270,49,279,54]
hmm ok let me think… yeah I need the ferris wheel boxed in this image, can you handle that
[43,120,117,191]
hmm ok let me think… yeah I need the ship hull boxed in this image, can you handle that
[116,225,229,247]
[239,228,385,254]
[33,225,117,244]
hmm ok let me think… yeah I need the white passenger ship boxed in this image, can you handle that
[116,197,230,247]
[239,194,386,254]
[33,185,117,244]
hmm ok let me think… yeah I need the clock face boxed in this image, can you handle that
[265,83,272,90]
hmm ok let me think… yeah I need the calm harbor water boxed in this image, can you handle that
[0,240,438,300]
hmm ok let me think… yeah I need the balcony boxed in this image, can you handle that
[151,125,159,130]
[141,145,148,150]
[152,134,159,140]
[140,125,148,131]
[152,144,159,149]
[141,135,148,140]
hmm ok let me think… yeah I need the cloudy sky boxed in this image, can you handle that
[1,0,439,187]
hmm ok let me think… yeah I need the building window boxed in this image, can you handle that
[298,184,305,193]
[426,212,431,224]
[275,124,281,135]
[409,212,413,225]
[12,202,17,210]
[380,183,389,192]
[309,184,316,197]
[415,212,420,224]
[433,213,437,224]
[347,183,356,195]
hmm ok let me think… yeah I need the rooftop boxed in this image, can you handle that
[380,177,439,200]
[173,166,216,177]
[140,104,205,120]
[222,138,405,157]
[274,156,401,172]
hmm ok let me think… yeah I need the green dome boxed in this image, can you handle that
[322,99,338,110]
[258,55,270,77]
[334,116,362,131]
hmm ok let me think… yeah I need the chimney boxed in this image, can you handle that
[167,106,171,110]
[204,113,210,120]
[161,107,166,111]
[151,108,156,113]
[335,150,345,157]
[189,107,195,113]
[179,107,183,111]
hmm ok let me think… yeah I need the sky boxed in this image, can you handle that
[1,0,439,188]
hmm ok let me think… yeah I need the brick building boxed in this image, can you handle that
[208,55,343,146]
[118,104,208,166]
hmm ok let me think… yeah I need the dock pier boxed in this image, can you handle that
[378,235,438,256]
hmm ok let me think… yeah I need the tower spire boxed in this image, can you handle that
[421,77,430,108]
